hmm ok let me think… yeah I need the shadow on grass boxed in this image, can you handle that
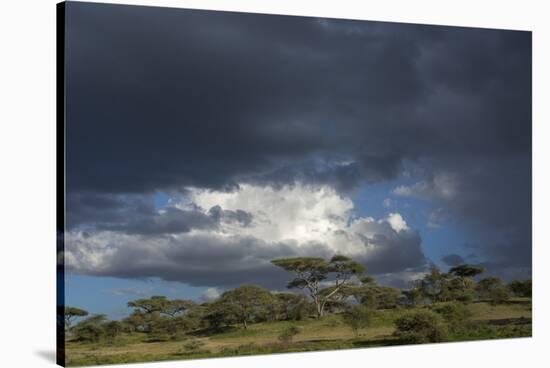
[486,317,531,326]
[303,338,344,344]
[351,338,401,348]
[190,326,238,337]
[472,299,531,306]
[302,337,399,348]
[501,299,532,306]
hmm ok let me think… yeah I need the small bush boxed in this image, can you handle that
[278,325,301,344]
[181,338,206,353]
[71,315,109,343]
[73,324,105,343]
[235,343,259,354]
[219,343,269,356]
[454,289,477,303]
[324,317,340,327]
[489,287,511,305]
[103,321,123,343]
[477,277,510,304]
[342,305,375,337]
[432,302,472,331]
[393,310,448,344]
[448,321,532,341]
[507,279,532,298]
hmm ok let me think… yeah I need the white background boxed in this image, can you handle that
[0,0,548,367]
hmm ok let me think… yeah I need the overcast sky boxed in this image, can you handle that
[63,2,531,318]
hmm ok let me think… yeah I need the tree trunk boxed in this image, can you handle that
[316,301,324,318]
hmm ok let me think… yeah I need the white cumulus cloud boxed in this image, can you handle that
[65,183,428,287]
[200,287,221,302]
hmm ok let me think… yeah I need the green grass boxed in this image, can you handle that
[65,300,532,367]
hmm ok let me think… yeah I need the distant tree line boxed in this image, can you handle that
[63,255,531,345]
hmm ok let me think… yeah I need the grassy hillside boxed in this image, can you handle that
[65,298,531,367]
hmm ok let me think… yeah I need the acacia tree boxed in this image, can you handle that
[419,267,452,302]
[271,255,365,318]
[127,296,166,314]
[202,300,239,330]
[416,265,483,303]
[128,296,194,317]
[350,275,401,309]
[477,277,510,304]
[64,306,89,330]
[269,293,310,321]
[476,277,502,297]
[72,314,108,343]
[361,286,401,309]
[103,321,124,342]
[449,264,484,287]
[402,280,423,307]
[508,279,532,297]
[163,299,196,317]
[220,285,274,329]
[126,296,195,337]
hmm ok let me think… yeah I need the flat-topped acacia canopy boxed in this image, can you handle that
[271,255,366,318]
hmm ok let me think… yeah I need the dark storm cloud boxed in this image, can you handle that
[248,158,362,192]
[65,231,334,288]
[64,226,427,288]
[441,254,465,267]
[66,3,529,195]
[67,192,253,235]
[358,231,428,274]
[394,156,532,276]
[64,2,531,281]
[99,206,218,235]
[66,192,154,229]
[207,205,253,227]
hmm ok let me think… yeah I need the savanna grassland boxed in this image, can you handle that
[64,299,531,367]
[62,257,532,367]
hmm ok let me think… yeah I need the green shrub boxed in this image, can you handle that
[219,343,267,356]
[277,325,301,344]
[181,338,206,353]
[235,343,259,354]
[324,317,341,327]
[489,287,511,305]
[507,279,532,297]
[402,288,423,307]
[448,321,532,341]
[360,286,401,309]
[73,323,105,343]
[454,288,477,303]
[393,310,448,344]
[72,314,108,343]
[342,305,375,337]
[103,321,123,342]
[477,277,510,304]
[432,302,472,331]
